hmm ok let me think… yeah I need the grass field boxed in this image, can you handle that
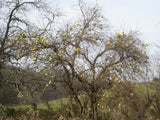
[0,81,160,120]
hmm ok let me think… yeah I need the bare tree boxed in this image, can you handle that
[0,0,58,104]
[15,0,149,119]
[150,52,160,81]
[0,0,57,67]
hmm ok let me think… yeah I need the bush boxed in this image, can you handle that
[0,106,16,119]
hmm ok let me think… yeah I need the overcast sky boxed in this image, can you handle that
[57,0,160,54]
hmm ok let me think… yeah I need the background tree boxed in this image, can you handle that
[0,0,58,105]
[150,52,160,81]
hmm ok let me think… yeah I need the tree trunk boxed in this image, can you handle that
[81,107,85,120]
[68,86,85,120]
[68,95,75,118]
[91,101,97,120]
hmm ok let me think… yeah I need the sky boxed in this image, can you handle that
[57,0,160,54]
[1,0,159,54]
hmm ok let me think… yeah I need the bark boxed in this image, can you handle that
[91,102,97,120]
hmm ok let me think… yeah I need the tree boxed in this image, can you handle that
[0,0,58,104]
[150,52,160,81]
[151,44,160,81]
[0,0,56,67]
[14,0,149,119]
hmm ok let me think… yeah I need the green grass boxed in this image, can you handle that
[11,97,69,111]
[136,81,159,94]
